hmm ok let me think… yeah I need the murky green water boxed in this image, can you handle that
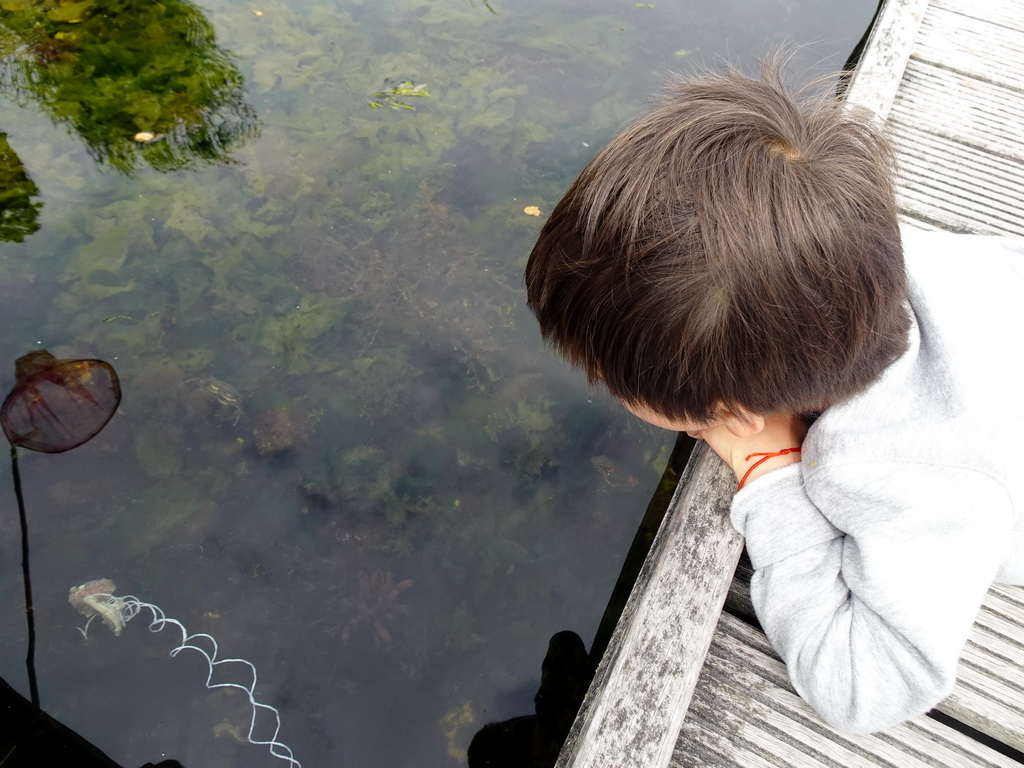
[0,0,875,765]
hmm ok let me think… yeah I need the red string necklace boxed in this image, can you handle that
[737,448,801,491]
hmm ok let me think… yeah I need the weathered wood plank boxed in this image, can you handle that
[937,584,1024,753]
[673,613,1024,768]
[882,8,1024,234]
[886,121,1024,235]
[892,61,1024,161]
[557,445,742,768]
[915,5,1024,87]
[723,570,1024,759]
[931,0,1024,32]
[844,0,930,120]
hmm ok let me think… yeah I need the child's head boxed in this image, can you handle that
[525,61,910,424]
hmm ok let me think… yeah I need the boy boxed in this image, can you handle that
[525,62,1024,733]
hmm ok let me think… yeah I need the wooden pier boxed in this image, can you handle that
[556,0,1024,765]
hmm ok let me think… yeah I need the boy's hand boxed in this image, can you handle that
[695,412,807,487]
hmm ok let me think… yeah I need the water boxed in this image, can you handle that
[0,1,877,765]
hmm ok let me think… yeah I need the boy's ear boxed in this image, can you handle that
[719,407,765,437]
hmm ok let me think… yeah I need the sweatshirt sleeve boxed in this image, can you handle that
[730,461,1014,733]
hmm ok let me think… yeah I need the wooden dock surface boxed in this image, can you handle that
[557,0,1024,765]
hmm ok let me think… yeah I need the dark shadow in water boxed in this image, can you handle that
[0,672,188,767]
[0,0,258,175]
[468,630,592,768]
[586,432,696,665]
[0,674,124,767]
[467,433,696,767]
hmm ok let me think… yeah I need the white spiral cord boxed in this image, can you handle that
[82,593,301,767]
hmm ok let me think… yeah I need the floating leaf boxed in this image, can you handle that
[1,350,121,453]
[367,79,432,111]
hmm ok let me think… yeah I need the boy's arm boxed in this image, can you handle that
[731,462,1013,733]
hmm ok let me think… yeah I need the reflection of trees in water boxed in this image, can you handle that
[0,131,41,241]
[0,0,258,174]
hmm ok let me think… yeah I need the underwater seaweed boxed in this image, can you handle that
[333,569,414,644]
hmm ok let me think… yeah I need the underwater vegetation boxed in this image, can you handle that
[332,569,414,644]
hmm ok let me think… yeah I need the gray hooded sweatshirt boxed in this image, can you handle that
[730,226,1024,733]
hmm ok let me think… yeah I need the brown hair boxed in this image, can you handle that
[525,61,909,422]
